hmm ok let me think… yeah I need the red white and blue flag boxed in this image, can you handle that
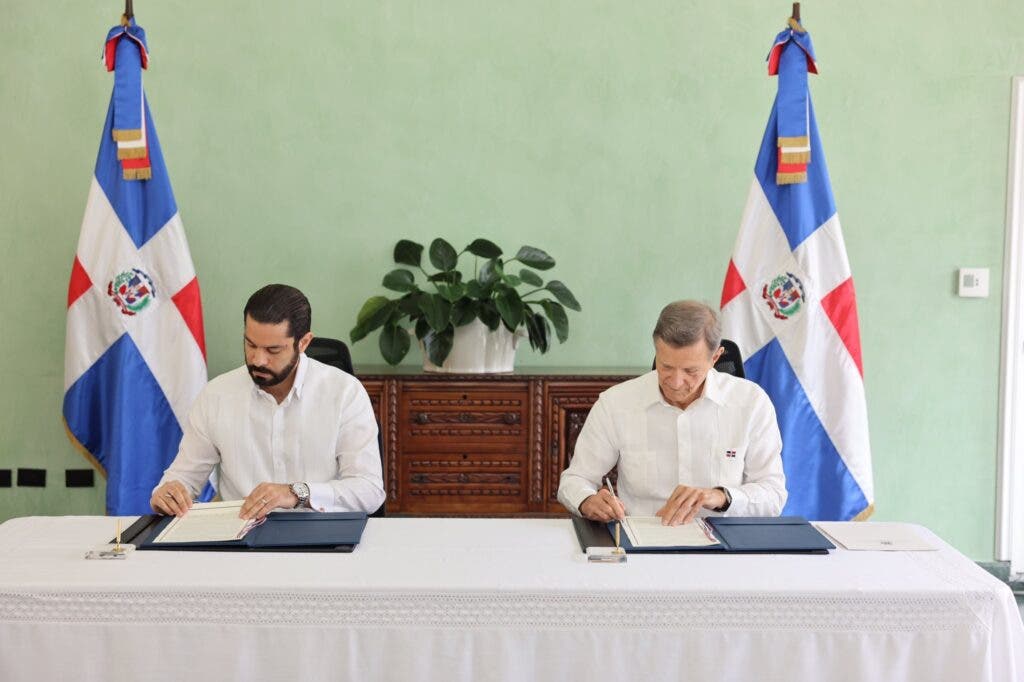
[63,19,208,515]
[720,20,873,521]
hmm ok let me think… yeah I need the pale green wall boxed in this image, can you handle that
[1,1,1020,559]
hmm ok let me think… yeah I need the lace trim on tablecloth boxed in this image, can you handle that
[0,589,995,632]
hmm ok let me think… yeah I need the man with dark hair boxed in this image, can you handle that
[151,284,385,518]
[558,300,786,525]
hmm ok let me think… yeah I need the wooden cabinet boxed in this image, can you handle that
[358,367,644,516]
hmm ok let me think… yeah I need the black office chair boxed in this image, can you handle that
[651,338,745,378]
[306,337,386,518]
[306,337,355,375]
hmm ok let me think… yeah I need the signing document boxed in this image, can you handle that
[153,500,263,544]
[622,516,720,548]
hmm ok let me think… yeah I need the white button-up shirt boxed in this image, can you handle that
[558,369,786,517]
[157,354,385,513]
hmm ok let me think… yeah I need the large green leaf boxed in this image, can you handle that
[478,302,501,330]
[519,269,544,287]
[415,318,431,340]
[451,298,478,326]
[379,323,411,365]
[397,293,421,316]
[479,258,504,285]
[540,300,569,343]
[382,268,417,292]
[424,326,455,366]
[394,239,423,267]
[515,246,555,270]
[465,280,488,299]
[350,296,394,342]
[545,280,581,311]
[417,293,452,332]
[494,287,524,331]
[524,311,550,353]
[429,238,458,271]
[465,238,503,258]
[501,273,522,288]
[436,282,466,302]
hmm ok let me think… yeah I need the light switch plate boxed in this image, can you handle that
[958,268,990,298]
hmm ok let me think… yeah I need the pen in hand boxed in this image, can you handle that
[605,477,626,554]
[604,477,625,521]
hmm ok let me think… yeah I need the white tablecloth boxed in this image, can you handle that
[0,516,1020,682]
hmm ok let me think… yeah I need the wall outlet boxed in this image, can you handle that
[958,268,990,298]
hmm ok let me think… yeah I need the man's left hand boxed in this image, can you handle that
[654,485,727,526]
[239,482,299,520]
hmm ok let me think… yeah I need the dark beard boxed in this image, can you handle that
[247,349,299,387]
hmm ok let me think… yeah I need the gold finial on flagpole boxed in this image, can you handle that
[787,3,806,33]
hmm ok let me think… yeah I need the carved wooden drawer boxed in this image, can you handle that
[401,450,526,514]
[399,383,529,452]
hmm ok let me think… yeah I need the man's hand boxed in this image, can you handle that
[654,485,726,526]
[579,488,626,522]
[151,481,194,517]
[239,482,299,520]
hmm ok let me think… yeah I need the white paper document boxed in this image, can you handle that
[621,516,720,548]
[813,522,938,551]
[153,500,261,544]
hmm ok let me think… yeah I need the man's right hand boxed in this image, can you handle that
[579,488,626,522]
[150,481,193,517]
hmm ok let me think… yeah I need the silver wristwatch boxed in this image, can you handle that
[290,482,310,508]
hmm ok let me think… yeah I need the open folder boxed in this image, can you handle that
[572,515,835,554]
[122,511,368,553]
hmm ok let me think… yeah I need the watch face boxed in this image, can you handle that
[293,482,309,500]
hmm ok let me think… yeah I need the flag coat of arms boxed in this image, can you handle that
[63,18,208,515]
[720,20,873,521]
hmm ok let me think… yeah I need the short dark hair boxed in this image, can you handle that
[243,284,311,340]
[652,300,721,354]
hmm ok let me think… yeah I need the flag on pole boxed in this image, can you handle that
[720,18,873,521]
[63,17,208,515]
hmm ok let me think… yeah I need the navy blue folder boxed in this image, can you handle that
[124,511,368,553]
[572,515,834,554]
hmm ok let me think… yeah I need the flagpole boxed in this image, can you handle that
[791,3,800,22]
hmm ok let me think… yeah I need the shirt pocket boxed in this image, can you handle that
[715,444,747,486]
[618,449,655,498]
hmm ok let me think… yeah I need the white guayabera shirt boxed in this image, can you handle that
[558,369,787,518]
[157,354,385,513]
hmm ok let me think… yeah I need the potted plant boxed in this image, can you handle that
[349,238,581,371]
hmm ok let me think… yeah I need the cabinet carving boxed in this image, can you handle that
[357,367,643,516]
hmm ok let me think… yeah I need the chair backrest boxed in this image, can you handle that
[305,337,355,376]
[714,339,745,379]
[650,338,745,378]
[304,337,386,518]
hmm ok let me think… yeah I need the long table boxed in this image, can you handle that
[0,516,1021,681]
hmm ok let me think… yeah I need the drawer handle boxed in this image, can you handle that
[503,413,520,425]
[414,412,429,424]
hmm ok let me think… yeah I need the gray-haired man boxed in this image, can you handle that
[558,300,786,525]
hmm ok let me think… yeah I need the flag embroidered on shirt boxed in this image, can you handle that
[719,19,873,521]
[63,18,211,515]
[725,450,737,458]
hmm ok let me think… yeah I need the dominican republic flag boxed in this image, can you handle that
[720,20,873,521]
[63,19,208,515]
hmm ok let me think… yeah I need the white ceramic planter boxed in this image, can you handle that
[421,318,522,373]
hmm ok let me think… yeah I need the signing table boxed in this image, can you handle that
[0,516,1021,682]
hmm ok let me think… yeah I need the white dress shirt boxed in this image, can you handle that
[558,369,786,517]
[157,354,385,513]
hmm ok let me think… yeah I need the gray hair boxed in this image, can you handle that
[652,300,722,354]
